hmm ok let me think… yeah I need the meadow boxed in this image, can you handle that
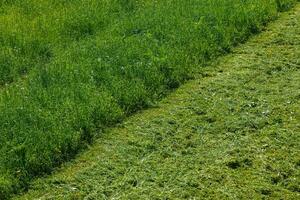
[0,0,297,198]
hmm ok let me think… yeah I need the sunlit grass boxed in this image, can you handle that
[0,0,297,198]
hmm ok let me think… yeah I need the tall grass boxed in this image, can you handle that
[0,0,297,198]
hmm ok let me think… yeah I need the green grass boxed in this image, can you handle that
[0,0,298,198]
[13,4,300,199]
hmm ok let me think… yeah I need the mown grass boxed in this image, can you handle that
[0,0,297,198]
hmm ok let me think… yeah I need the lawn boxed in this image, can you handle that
[0,0,297,198]
[14,4,300,199]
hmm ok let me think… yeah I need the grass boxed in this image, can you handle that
[0,0,298,198]
[13,4,300,199]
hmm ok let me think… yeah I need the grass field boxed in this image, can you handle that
[0,0,297,198]
[14,4,300,199]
